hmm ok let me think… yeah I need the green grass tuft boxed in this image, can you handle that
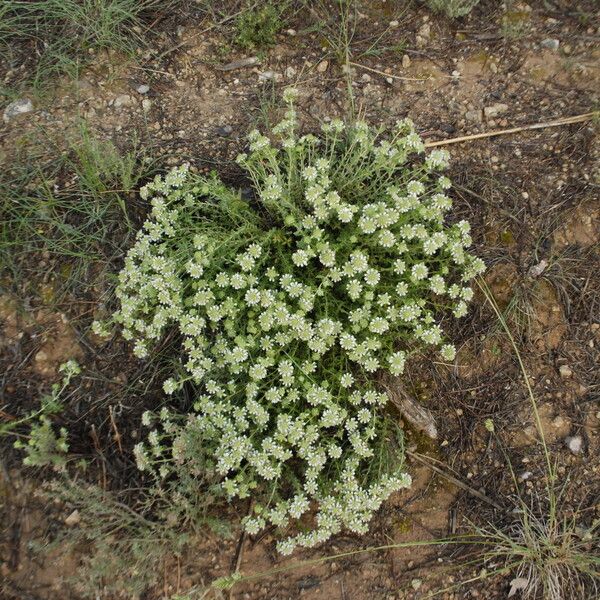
[0,0,184,95]
[0,123,155,301]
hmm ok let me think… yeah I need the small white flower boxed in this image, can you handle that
[453,301,468,318]
[388,351,406,376]
[244,288,261,306]
[369,317,389,334]
[303,166,318,182]
[347,279,363,300]
[337,205,355,223]
[438,175,451,189]
[440,344,456,361]
[411,263,428,281]
[393,259,406,275]
[379,229,395,248]
[461,287,474,302]
[350,251,369,272]
[407,180,425,195]
[340,373,354,388]
[430,275,446,295]
[292,249,310,267]
[163,378,177,395]
[364,268,380,286]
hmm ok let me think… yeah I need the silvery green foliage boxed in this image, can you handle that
[424,0,480,18]
[105,89,484,554]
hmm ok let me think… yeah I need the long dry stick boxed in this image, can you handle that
[227,500,254,599]
[424,112,596,148]
[349,61,428,82]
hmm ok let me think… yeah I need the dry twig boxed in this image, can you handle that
[349,61,428,82]
[424,112,596,148]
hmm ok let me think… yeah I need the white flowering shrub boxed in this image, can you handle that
[105,89,484,554]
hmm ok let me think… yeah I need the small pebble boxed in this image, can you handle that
[465,109,482,122]
[65,510,81,526]
[565,435,582,454]
[136,84,150,94]
[258,70,276,82]
[540,38,560,51]
[113,94,133,108]
[484,103,509,118]
[217,124,233,136]
[559,365,572,379]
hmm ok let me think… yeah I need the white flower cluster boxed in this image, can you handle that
[108,90,484,555]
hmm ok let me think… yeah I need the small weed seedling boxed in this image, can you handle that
[7,360,80,470]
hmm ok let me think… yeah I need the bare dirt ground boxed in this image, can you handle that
[1,1,599,599]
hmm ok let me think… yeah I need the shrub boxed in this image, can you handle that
[40,479,191,598]
[106,88,484,554]
[234,1,286,50]
[423,0,481,18]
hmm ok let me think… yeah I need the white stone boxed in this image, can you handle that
[3,98,33,123]
[113,94,133,108]
[566,435,582,454]
[258,71,276,82]
[65,509,81,526]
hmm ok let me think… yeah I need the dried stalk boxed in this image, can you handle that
[424,112,596,148]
